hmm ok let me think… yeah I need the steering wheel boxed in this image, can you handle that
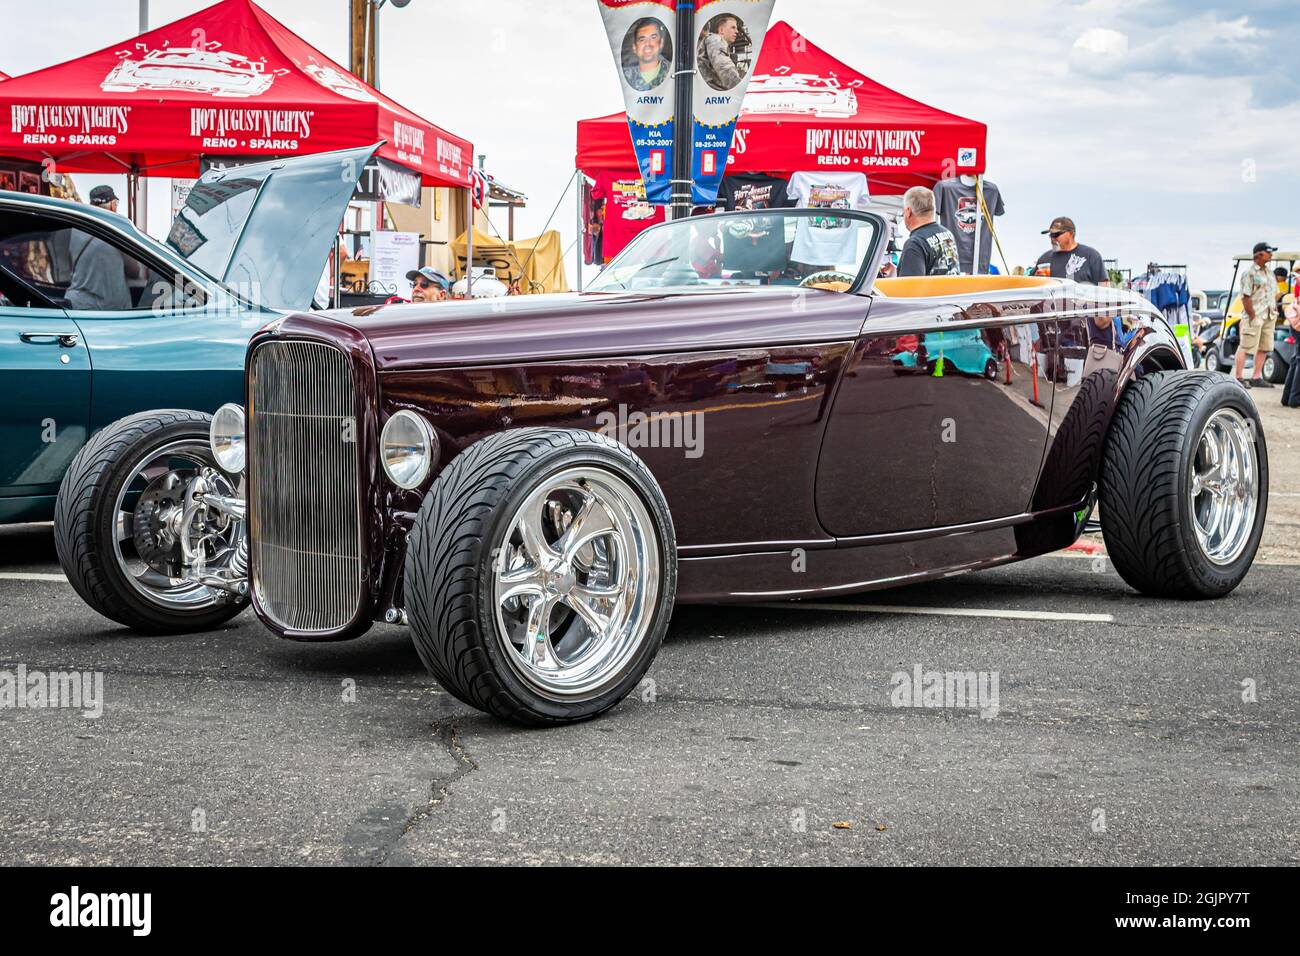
[799,270,857,291]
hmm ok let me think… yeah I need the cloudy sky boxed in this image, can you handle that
[3,0,1297,290]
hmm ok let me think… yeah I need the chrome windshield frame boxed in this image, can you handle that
[587,208,889,296]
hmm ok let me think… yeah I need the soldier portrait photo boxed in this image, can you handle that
[622,17,673,91]
[697,13,752,91]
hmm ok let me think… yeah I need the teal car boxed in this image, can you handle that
[891,327,999,378]
[0,144,375,523]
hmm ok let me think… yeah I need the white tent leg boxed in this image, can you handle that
[465,187,474,298]
[576,171,584,292]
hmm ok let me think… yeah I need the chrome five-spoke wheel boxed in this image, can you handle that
[404,428,677,724]
[493,467,660,699]
[1189,408,1259,566]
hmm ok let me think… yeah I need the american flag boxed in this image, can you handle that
[471,168,490,209]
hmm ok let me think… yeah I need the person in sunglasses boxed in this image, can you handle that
[1033,216,1108,285]
[405,267,451,303]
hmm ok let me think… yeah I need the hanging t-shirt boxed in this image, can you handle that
[787,171,870,267]
[718,173,792,274]
[591,172,665,261]
[933,177,1005,274]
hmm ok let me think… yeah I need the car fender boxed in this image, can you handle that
[1031,313,1184,514]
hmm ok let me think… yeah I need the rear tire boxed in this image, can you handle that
[1099,372,1267,598]
[1200,346,1221,372]
[404,428,677,725]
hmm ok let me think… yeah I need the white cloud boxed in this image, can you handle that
[1074,27,1130,57]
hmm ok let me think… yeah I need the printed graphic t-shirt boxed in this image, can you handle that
[592,172,665,261]
[1035,243,1107,285]
[1241,263,1279,323]
[933,177,1005,274]
[718,173,792,273]
[898,221,961,277]
[787,171,870,267]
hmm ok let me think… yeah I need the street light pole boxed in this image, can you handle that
[362,0,411,88]
[349,0,367,80]
[670,2,696,221]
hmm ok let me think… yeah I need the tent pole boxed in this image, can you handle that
[332,233,341,309]
[465,187,474,298]
[576,171,583,292]
[973,174,984,275]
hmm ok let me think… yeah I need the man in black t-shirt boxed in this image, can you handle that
[897,186,960,277]
[1034,216,1108,285]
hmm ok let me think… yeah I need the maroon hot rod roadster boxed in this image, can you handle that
[55,209,1267,724]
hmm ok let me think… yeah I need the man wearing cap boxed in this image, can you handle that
[405,267,450,303]
[66,185,131,311]
[1235,242,1277,388]
[1033,217,1108,285]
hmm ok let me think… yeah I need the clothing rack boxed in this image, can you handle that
[1134,266,1192,328]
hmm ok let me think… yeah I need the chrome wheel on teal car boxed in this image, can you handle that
[110,439,244,612]
[55,411,250,634]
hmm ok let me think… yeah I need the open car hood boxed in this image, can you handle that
[166,143,380,311]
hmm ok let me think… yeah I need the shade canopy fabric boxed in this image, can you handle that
[452,227,569,294]
[0,0,472,186]
[577,20,986,195]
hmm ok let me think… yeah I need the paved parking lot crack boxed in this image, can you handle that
[375,719,478,866]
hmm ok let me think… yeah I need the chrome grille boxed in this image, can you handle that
[249,340,362,632]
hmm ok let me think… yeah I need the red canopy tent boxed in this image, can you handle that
[577,20,986,195]
[0,0,471,187]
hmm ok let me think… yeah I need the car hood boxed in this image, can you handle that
[302,286,871,371]
[165,143,380,311]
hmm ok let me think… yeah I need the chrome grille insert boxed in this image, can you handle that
[249,340,362,632]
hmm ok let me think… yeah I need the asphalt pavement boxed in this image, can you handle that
[0,520,1296,866]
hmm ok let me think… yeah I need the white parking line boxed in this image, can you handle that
[0,572,68,582]
[746,602,1114,624]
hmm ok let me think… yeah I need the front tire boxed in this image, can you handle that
[404,428,677,725]
[1262,351,1285,383]
[1099,371,1267,598]
[54,410,249,633]
[1200,346,1221,371]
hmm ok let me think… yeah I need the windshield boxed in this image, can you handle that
[587,209,881,294]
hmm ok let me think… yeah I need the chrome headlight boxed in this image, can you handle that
[381,410,437,490]
[210,404,246,474]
